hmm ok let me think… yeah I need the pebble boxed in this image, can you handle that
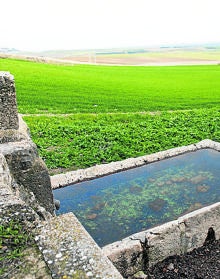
[86,271,93,277]
[42,249,49,254]
[2,246,8,252]
[56,252,62,259]
[89,258,95,265]
[167,263,174,270]
[34,236,39,241]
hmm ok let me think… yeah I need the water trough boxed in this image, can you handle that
[51,139,220,277]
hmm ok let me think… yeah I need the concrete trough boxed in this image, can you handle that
[51,139,220,277]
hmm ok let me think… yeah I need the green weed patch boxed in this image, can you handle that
[0,221,33,276]
[24,109,220,170]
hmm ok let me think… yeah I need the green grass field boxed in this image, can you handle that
[1,58,220,113]
[1,58,220,172]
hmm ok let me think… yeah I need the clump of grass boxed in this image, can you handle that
[0,221,33,276]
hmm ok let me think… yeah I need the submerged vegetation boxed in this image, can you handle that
[54,149,220,246]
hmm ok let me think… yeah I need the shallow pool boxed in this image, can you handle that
[53,149,220,247]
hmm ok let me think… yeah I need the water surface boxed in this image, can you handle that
[54,149,220,247]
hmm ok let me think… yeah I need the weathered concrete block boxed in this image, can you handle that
[195,139,220,151]
[0,152,12,186]
[0,152,21,207]
[146,220,184,266]
[0,72,54,215]
[0,115,30,144]
[10,247,52,279]
[0,140,54,214]
[103,238,143,277]
[0,72,18,130]
[36,213,123,279]
[178,203,220,251]
[103,202,220,277]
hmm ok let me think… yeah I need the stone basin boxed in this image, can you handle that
[53,140,220,247]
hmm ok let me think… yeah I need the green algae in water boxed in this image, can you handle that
[53,149,220,247]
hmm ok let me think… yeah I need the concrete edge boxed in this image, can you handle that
[102,202,220,277]
[35,212,123,278]
[51,139,220,189]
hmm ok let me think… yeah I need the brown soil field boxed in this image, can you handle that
[1,52,220,66]
[62,55,220,66]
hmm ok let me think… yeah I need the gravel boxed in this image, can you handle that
[146,239,220,279]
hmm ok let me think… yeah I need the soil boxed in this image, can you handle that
[62,55,220,66]
[145,239,220,279]
[2,52,220,66]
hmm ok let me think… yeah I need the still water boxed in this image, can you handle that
[53,149,220,247]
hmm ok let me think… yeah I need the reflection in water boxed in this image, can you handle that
[54,149,220,247]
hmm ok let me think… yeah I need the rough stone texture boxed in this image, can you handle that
[178,202,220,251]
[51,140,219,189]
[35,213,123,279]
[0,72,54,214]
[0,151,42,226]
[0,115,31,144]
[0,192,51,279]
[103,202,220,278]
[195,138,220,151]
[0,153,50,279]
[9,247,52,279]
[0,139,54,214]
[0,72,122,278]
[0,152,13,193]
[0,153,23,209]
[101,237,143,277]
[1,72,220,278]
[0,72,19,130]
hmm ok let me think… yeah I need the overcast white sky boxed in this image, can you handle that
[0,0,220,51]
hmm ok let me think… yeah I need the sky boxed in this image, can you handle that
[0,0,220,51]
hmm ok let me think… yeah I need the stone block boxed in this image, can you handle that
[0,72,18,130]
[103,238,143,277]
[178,202,220,251]
[0,140,54,214]
[36,213,123,279]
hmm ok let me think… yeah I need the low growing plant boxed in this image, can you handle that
[0,221,33,276]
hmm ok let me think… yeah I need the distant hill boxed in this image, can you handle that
[0,48,20,54]
[1,43,220,66]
